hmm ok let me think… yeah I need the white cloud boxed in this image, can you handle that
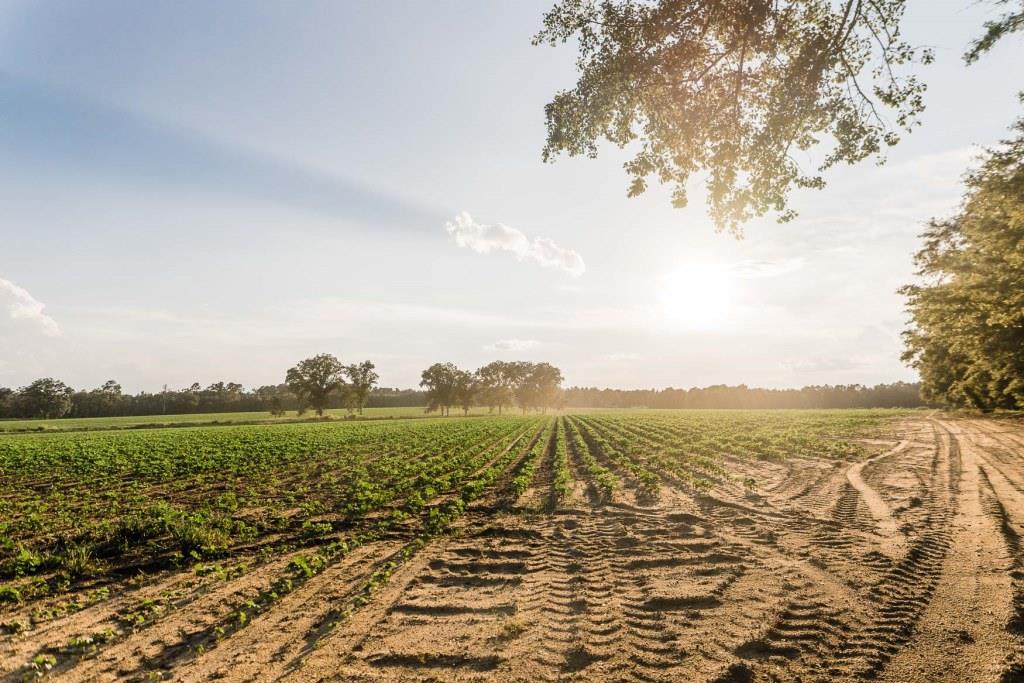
[446,211,586,277]
[0,278,60,336]
[484,338,541,351]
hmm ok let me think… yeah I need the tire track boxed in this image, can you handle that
[872,420,1017,682]
[845,440,909,554]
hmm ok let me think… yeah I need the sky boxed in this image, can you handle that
[0,1,1022,393]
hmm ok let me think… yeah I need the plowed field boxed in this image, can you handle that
[3,411,1023,682]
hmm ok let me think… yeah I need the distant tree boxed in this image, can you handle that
[255,384,281,410]
[535,0,1021,232]
[199,382,225,412]
[420,362,462,416]
[286,353,347,417]
[17,378,74,419]
[224,382,244,409]
[475,361,520,415]
[561,382,928,409]
[514,362,564,413]
[454,369,478,416]
[363,387,428,408]
[504,361,534,411]
[175,384,201,413]
[70,379,125,418]
[344,360,379,415]
[475,362,503,414]
[94,380,122,415]
[0,387,13,417]
[269,396,286,417]
[901,112,1024,410]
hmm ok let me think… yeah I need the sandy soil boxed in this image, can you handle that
[4,416,1024,682]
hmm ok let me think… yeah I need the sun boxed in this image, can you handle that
[656,262,738,330]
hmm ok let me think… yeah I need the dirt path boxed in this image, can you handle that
[845,439,908,554]
[8,416,1024,682]
[878,421,1016,682]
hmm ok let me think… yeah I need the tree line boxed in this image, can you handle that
[0,354,390,420]
[0,376,422,420]
[0,357,568,420]
[563,382,931,410]
[0,361,933,421]
[901,112,1024,411]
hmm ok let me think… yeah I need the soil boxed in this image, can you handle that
[4,415,1024,682]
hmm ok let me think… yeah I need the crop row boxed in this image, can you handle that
[0,417,541,603]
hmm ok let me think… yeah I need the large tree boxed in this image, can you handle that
[16,378,74,419]
[344,360,379,415]
[420,362,462,416]
[454,369,478,416]
[285,353,347,416]
[514,362,565,413]
[0,387,15,417]
[901,111,1024,410]
[475,361,516,415]
[535,0,1021,233]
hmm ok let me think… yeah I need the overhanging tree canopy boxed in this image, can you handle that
[536,0,1021,233]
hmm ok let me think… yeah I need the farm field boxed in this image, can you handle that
[0,406,503,434]
[2,409,1024,682]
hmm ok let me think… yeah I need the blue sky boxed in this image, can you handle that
[1,1,1022,392]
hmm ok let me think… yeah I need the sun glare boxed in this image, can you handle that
[657,262,738,330]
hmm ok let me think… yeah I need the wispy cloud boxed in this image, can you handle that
[0,278,60,336]
[0,73,439,230]
[484,338,541,351]
[446,211,585,277]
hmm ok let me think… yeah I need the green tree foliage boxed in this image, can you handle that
[421,361,566,415]
[420,362,462,416]
[0,380,418,419]
[95,380,122,413]
[514,362,565,413]
[475,361,518,415]
[564,382,927,408]
[15,378,74,419]
[268,396,286,417]
[536,0,1021,232]
[535,0,931,232]
[966,0,1024,63]
[344,361,380,415]
[0,378,929,419]
[901,114,1024,410]
[285,354,347,416]
[197,382,245,412]
[454,369,478,416]
[68,380,124,418]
